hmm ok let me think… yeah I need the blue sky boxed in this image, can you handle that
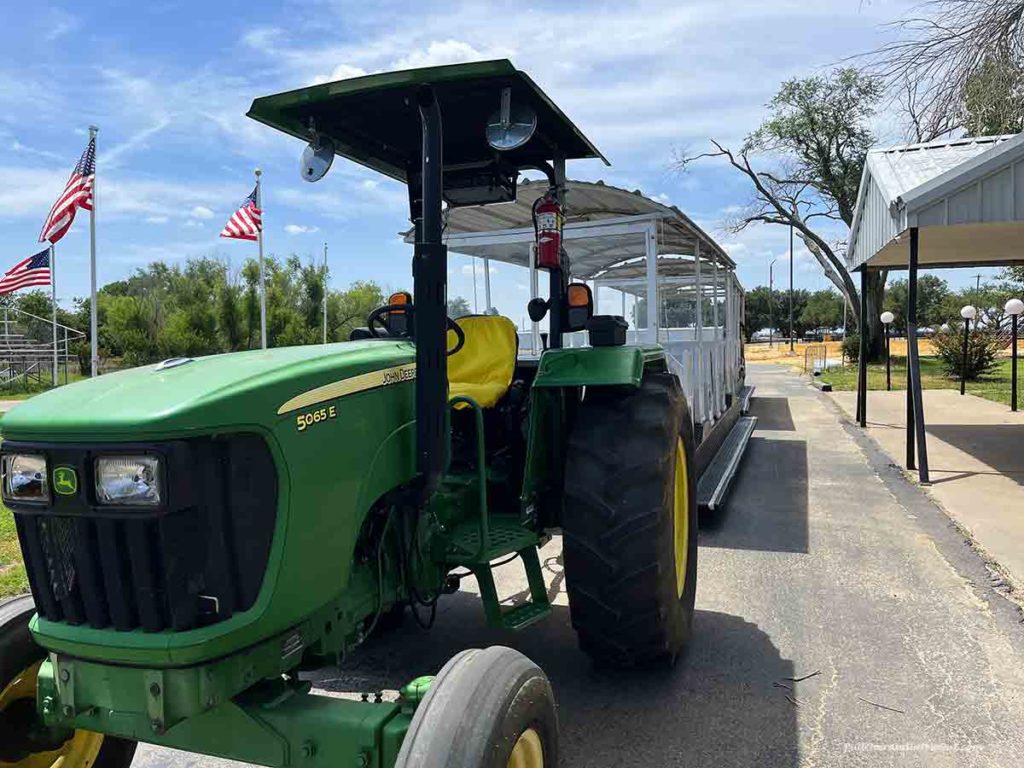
[0,0,1001,327]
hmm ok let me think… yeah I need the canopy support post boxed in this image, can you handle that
[645,221,658,344]
[695,240,703,426]
[483,256,492,313]
[907,227,930,483]
[529,244,540,355]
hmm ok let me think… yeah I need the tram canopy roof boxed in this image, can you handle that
[420,180,734,280]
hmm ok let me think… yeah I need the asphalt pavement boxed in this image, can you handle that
[135,364,1024,767]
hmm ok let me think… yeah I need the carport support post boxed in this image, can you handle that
[857,268,867,428]
[907,227,929,483]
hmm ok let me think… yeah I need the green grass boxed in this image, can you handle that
[0,502,28,598]
[820,356,1019,407]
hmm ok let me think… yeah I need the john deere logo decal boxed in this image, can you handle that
[53,467,78,496]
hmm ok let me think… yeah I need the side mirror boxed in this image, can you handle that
[527,298,549,323]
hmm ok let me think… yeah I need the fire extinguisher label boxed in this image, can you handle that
[536,212,561,231]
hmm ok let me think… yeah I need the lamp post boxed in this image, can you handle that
[1006,298,1024,412]
[880,311,894,391]
[959,305,977,396]
[769,258,777,348]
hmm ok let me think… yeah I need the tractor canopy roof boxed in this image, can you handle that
[247,60,607,195]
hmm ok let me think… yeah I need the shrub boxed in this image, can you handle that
[931,327,1003,380]
[842,333,860,364]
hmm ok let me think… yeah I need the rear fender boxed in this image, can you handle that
[522,345,669,527]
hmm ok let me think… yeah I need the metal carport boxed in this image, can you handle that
[847,133,1024,483]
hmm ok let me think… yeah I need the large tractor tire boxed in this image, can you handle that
[0,595,138,768]
[395,646,558,768]
[562,371,698,666]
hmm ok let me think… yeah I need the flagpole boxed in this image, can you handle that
[89,124,99,377]
[255,168,267,350]
[322,241,328,344]
[50,244,58,387]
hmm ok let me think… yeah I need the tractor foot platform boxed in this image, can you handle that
[443,517,552,630]
[698,415,757,512]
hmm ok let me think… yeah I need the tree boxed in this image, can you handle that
[447,296,471,318]
[677,69,887,358]
[801,289,844,333]
[744,286,781,341]
[963,50,1024,134]
[883,275,950,334]
[865,1,1024,140]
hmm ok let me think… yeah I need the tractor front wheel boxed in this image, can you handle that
[394,646,557,768]
[562,371,698,666]
[0,595,138,768]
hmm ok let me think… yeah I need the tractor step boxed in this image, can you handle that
[498,601,551,631]
[442,516,540,564]
[445,522,552,631]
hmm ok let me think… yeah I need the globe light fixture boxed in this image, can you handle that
[880,312,895,389]
[959,305,976,395]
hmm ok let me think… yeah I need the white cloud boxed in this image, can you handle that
[284,224,319,235]
[311,63,368,86]
[392,40,490,70]
[145,215,169,224]
[190,205,214,220]
[11,141,63,162]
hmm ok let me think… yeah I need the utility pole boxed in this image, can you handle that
[789,223,795,353]
[769,258,777,348]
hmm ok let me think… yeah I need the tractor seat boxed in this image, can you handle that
[447,315,518,409]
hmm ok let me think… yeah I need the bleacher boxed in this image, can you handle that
[0,309,84,389]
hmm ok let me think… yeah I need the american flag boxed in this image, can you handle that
[39,138,95,245]
[0,249,51,295]
[219,186,262,241]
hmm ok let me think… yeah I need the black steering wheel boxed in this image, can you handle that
[365,304,466,356]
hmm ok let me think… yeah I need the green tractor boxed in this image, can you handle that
[0,60,697,768]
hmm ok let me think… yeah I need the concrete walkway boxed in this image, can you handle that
[133,365,1024,767]
[830,388,1024,591]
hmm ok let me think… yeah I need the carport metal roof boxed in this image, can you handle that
[434,179,733,278]
[847,134,1024,270]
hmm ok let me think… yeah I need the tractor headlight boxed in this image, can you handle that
[95,456,162,506]
[2,454,49,503]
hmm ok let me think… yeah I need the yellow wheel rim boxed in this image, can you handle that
[673,437,690,597]
[506,727,544,768]
[0,662,105,768]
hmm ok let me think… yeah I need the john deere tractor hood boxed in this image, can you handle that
[1,340,415,442]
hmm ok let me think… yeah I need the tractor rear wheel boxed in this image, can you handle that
[0,595,138,768]
[394,646,557,768]
[562,371,698,666]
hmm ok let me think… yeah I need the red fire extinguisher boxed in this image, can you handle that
[533,192,563,269]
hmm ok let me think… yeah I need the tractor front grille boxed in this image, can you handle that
[11,433,278,633]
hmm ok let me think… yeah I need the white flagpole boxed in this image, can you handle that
[322,241,328,344]
[255,168,267,349]
[89,125,98,376]
[50,244,58,387]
